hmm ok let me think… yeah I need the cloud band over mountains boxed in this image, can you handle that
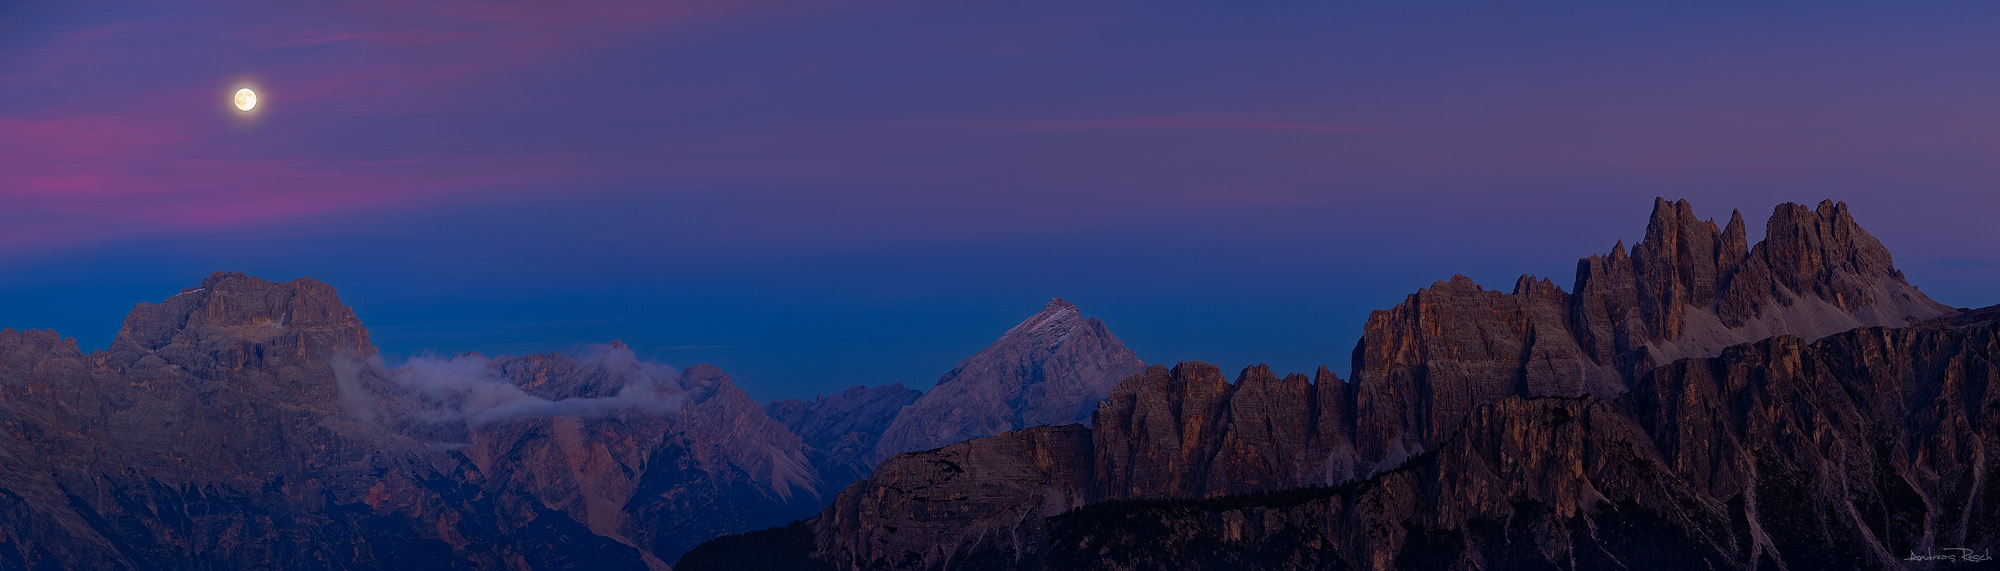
[333,343,685,429]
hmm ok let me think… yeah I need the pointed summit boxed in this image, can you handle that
[875,298,1145,459]
[1719,208,1749,271]
[1002,297,1084,339]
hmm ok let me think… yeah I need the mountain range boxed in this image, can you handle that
[2,198,1986,570]
[677,199,1990,571]
[0,273,1141,568]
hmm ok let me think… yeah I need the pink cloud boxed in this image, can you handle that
[906,117,1394,134]
[0,0,809,254]
[0,109,597,251]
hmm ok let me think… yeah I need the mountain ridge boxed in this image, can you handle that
[0,272,1148,569]
[680,197,1971,571]
[0,272,831,568]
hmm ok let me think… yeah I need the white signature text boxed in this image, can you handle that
[1908,548,1994,564]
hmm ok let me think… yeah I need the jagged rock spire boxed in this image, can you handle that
[1351,198,1954,472]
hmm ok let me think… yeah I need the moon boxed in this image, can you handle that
[234,88,257,111]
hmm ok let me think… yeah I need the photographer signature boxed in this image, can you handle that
[1908,548,1994,564]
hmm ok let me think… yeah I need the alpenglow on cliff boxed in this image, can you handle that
[874,298,1146,459]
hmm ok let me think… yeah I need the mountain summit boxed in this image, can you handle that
[1353,198,1956,466]
[874,298,1145,459]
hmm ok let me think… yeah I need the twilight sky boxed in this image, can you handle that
[2,1,1996,400]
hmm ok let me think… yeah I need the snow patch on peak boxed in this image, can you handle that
[1003,306,1080,339]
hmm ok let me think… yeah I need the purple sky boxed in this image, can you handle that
[3,1,1997,400]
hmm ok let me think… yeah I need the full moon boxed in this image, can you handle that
[233,88,257,111]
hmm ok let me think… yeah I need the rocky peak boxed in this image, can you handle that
[1350,198,1954,479]
[1720,208,1750,270]
[680,362,732,405]
[1750,199,1896,310]
[1512,274,1563,297]
[1574,198,1951,364]
[97,272,374,412]
[1630,197,1728,339]
[1650,200,1948,355]
[672,363,822,498]
[110,271,372,366]
[1000,297,1086,346]
[873,298,1145,459]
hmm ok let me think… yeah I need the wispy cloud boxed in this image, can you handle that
[334,342,685,428]
[904,117,1394,134]
[0,112,596,250]
[0,0,802,253]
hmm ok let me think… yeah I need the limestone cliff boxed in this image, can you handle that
[1354,198,1953,471]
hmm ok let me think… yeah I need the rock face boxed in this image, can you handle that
[1089,198,1957,500]
[1039,396,1735,571]
[457,355,832,567]
[689,313,2000,571]
[774,362,1351,570]
[1354,198,1953,472]
[681,198,1973,571]
[814,425,1098,571]
[768,384,925,474]
[0,272,848,569]
[874,298,1145,459]
[1350,274,1608,470]
[1093,363,1351,501]
[1029,314,2000,570]
[110,271,374,410]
